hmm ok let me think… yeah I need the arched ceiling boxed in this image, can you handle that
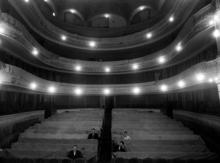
[4,0,203,63]
[0,57,219,95]
[41,0,166,28]
[0,0,219,97]
[0,1,215,75]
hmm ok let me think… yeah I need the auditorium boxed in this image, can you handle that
[1,0,220,162]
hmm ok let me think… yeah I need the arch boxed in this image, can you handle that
[63,12,84,25]
[88,13,127,28]
[43,0,57,15]
[63,9,84,21]
[130,5,152,24]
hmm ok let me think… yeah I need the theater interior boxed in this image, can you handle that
[1,0,220,162]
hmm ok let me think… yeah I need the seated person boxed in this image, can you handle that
[67,145,83,160]
[122,131,131,140]
[113,141,127,152]
[0,148,4,157]
[88,128,99,139]
[0,148,13,158]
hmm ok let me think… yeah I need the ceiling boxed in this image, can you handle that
[0,0,215,76]
[0,0,219,96]
[36,0,168,36]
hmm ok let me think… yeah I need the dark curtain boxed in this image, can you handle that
[0,85,219,116]
[166,85,220,115]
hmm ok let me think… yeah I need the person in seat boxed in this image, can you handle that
[88,128,99,139]
[114,141,127,152]
[67,145,83,160]
[0,148,14,158]
[122,131,131,140]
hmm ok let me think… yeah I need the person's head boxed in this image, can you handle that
[91,128,96,134]
[124,131,128,135]
[119,141,125,146]
[72,145,78,151]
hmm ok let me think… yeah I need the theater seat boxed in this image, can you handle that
[2,109,103,160]
[112,109,217,160]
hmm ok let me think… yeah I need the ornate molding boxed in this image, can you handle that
[0,57,219,95]
[7,0,199,50]
[0,3,215,74]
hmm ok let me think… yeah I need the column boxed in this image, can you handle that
[218,83,220,100]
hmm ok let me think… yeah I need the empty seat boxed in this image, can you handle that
[3,109,103,160]
[112,109,216,160]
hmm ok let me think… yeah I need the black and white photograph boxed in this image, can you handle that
[0,0,220,163]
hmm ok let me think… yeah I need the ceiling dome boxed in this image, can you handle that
[36,0,168,37]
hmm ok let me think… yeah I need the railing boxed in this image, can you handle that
[0,55,219,95]
[0,2,216,74]
[0,111,44,148]
[7,0,196,50]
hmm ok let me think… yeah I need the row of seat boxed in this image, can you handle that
[4,109,104,160]
[0,109,217,161]
[112,109,215,160]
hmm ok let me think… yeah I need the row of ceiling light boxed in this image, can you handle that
[0,63,219,96]
[0,61,218,96]
[2,0,219,75]
[40,0,176,24]
[0,22,184,73]
[25,20,220,74]
[30,41,182,72]
[19,71,219,96]
[24,0,175,29]
[0,23,186,73]
[0,0,217,96]
[20,0,178,73]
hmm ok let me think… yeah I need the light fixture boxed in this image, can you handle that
[44,0,48,2]
[48,86,56,94]
[70,9,76,14]
[132,63,139,70]
[175,43,183,52]
[209,11,220,26]
[0,26,5,34]
[104,14,110,18]
[195,73,205,82]
[132,87,141,95]
[103,88,111,96]
[213,29,220,38]
[168,15,175,22]
[138,6,146,11]
[209,20,214,26]
[74,65,82,72]
[29,82,38,90]
[61,35,67,41]
[146,32,152,39]
[208,78,214,83]
[177,80,186,88]
[88,41,97,48]
[157,56,166,64]
[31,48,39,56]
[104,67,111,73]
[52,12,56,16]
[0,74,3,84]
[74,88,83,96]
[160,84,168,92]
[214,77,219,83]
[24,0,29,3]
[214,13,220,22]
